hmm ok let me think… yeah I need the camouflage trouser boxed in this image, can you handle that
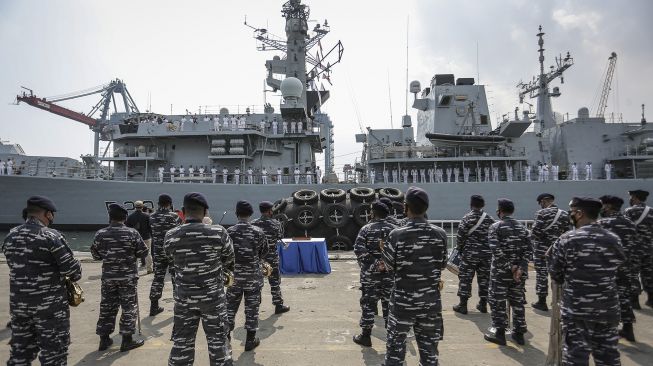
[489,271,527,333]
[9,302,70,366]
[384,310,443,366]
[96,279,139,336]
[633,251,653,294]
[533,241,549,297]
[150,251,175,301]
[562,319,620,366]
[226,281,262,331]
[616,271,635,324]
[169,300,232,366]
[457,255,490,300]
[359,274,392,330]
[264,251,284,306]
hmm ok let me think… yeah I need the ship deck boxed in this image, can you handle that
[0,256,651,365]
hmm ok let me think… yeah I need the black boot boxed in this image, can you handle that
[646,292,653,308]
[98,335,113,351]
[275,304,290,314]
[476,298,488,313]
[484,328,506,346]
[353,328,372,347]
[632,294,642,310]
[531,295,549,311]
[619,323,636,342]
[120,334,144,352]
[244,330,260,351]
[453,297,468,315]
[150,300,164,317]
[511,331,525,345]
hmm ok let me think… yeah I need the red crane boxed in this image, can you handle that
[16,93,98,128]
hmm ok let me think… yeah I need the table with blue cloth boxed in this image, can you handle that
[278,238,331,274]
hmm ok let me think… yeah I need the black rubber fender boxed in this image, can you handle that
[272,199,288,214]
[322,203,350,228]
[327,234,353,251]
[349,187,375,203]
[378,187,404,201]
[273,213,289,231]
[292,189,319,205]
[291,205,320,230]
[352,203,373,227]
[319,188,346,203]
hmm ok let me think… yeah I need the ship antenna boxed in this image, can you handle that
[476,41,480,84]
[388,70,394,128]
[404,15,409,117]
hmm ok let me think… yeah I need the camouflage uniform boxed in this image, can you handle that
[382,217,448,366]
[531,205,569,297]
[164,219,235,366]
[624,203,653,296]
[548,223,625,366]
[251,215,285,306]
[226,220,267,332]
[3,218,82,366]
[488,216,532,334]
[149,208,182,302]
[91,223,148,336]
[354,217,396,330]
[456,209,495,301]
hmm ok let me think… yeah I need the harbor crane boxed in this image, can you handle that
[595,52,618,118]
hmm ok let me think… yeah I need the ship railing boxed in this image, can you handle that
[428,220,534,250]
[143,172,324,184]
[110,146,166,160]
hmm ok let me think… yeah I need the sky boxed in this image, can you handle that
[1,0,651,173]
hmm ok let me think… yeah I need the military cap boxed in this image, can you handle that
[183,192,209,209]
[405,186,429,207]
[470,194,485,207]
[108,203,128,218]
[599,195,624,209]
[371,200,390,214]
[569,197,602,212]
[536,193,555,203]
[236,200,254,216]
[497,198,514,212]
[158,194,173,205]
[628,189,649,201]
[26,195,57,212]
[379,197,393,207]
[259,201,274,212]
[134,200,144,208]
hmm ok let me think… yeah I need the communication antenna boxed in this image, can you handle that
[476,42,480,84]
[387,70,394,128]
[404,16,409,117]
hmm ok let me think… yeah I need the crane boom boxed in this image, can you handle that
[596,52,617,118]
[16,95,97,128]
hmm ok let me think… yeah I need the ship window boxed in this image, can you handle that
[438,95,452,106]
[480,115,488,125]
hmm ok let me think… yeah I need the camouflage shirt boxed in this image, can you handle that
[354,218,396,277]
[597,211,638,274]
[149,208,182,252]
[251,215,283,258]
[624,203,653,255]
[531,204,570,247]
[488,216,532,273]
[227,219,267,284]
[164,220,235,303]
[2,218,82,307]
[456,209,495,258]
[547,223,625,323]
[382,217,448,315]
[91,223,148,280]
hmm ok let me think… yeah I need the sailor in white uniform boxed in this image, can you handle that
[213,116,221,131]
[179,165,185,179]
[283,121,288,134]
[525,165,531,182]
[294,167,301,184]
[199,166,205,183]
[247,167,254,184]
[402,169,409,184]
[272,120,278,135]
[261,168,268,184]
[158,166,165,183]
[463,167,470,182]
[454,167,460,183]
[316,166,322,184]
[234,168,241,184]
[383,168,389,184]
[169,166,176,183]
[222,167,229,184]
[277,167,283,184]
[483,167,490,182]
[492,167,499,182]
[188,165,195,178]
[306,168,313,184]
[0,159,5,175]
[585,162,592,180]
[298,121,303,133]
[260,120,266,132]
[507,166,513,182]
[604,162,611,180]
[6,159,13,175]
[211,166,218,183]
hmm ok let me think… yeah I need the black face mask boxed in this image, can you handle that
[569,212,578,227]
[629,199,635,206]
[600,208,608,217]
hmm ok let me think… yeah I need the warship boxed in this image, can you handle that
[2,1,652,250]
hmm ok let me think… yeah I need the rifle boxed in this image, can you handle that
[218,211,227,225]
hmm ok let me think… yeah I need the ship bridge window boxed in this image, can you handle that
[480,115,489,125]
[438,94,452,106]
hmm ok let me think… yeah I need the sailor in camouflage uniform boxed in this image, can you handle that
[148,194,182,316]
[548,197,625,366]
[484,198,532,346]
[3,196,82,366]
[164,192,235,366]
[91,203,148,352]
[382,187,448,366]
[530,193,569,311]
[625,189,653,309]
[453,195,495,315]
[598,195,639,341]
[251,201,290,314]
[226,200,268,351]
[352,200,397,347]
[380,197,403,227]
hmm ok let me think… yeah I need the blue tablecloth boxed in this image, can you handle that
[278,239,331,274]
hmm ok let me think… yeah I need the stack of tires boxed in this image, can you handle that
[272,187,405,251]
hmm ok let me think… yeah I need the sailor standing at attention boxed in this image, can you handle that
[492,167,499,182]
[188,165,195,178]
[316,165,322,184]
[625,189,653,309]
[92,203,148,352]
[291,121,297,134]
[211,166,218,183]
[164,193,235,365]
[234,167,241,185]
[272,120,278,135]
[247,167,254,185]
[179,165,185,179]
[530,193,569,312]
[158,165,165,183]
[7,158,13,175]
[283,121,288,134]
[571,162,579,181]
[294,167,301,184]
[226,201,268,351]
[484,198,531,346]
[453,167,460,182]
[446,167,453,183]
[199,166,205,182]
[125,201,153,274]
[170,165,176,183]
[428,167,435,183]
[483,166,490,182]
[585,162,592,180]
[537,163,544,182]
[382,187,448,366]
[605,162,612,180]
[306,168,314,184]
[524,164,531,182]
[0,159,5,175]
[383,168,389,184]
[261,167,268,184]
[506,166,513,182]
[402,169,408,184]
[463,167,470,182]
[369,168,376,184]
[392,168,398,184]
[3,196,82,365]
[548,197,625,365]
[453,195,495,315]
[222,167,228,184]
[277,167,283,184]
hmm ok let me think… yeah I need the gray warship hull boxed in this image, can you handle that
[1,175,651,230]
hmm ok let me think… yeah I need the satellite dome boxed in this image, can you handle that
[273,55,281,61]
[281,77,303,99]
[578,107,589,118]
[410,80,421,94]
[220,108,229,115]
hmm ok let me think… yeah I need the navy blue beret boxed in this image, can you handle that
[405,186,429,207]
[629,190,649,201]
[371,200,390,214]
[26,195,57,212]
[108,203,128,217]
[236,200,254,216]
[470,195,485,207]
[569,197,602,211]
[379,197,393,207]
[599,195,624,209]
[259,201,274,211]
[536,193,555,202]
[184,192,209,209]
[158,194,173,205]
[497,198,514,212]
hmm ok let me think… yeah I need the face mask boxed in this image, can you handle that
[629,199,635,206]
[569,212,578,227]
[600,208,608,217]
[46,212,54,226]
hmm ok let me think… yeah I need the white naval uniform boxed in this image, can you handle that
[158,167,164,182]
[277,168,283,184]
[262,169,268,184]
[294,168,300,184]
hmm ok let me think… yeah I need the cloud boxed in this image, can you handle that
[552,8,602,34]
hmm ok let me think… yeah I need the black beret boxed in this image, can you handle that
[599,195,624,209]
[536,193,555,203]
[371,200,390,214]
[158,194,173,205]
[497,198,514,212]
[569,197,602,212]
[108,203,128,217]
[379,197,393,207]
[629,190,649,201]
[405,186,429,207]
[26,195,57,212]
[184,192,209,209]
[236,200,254,216]
[470,195,485,207]
[259,201,274,211]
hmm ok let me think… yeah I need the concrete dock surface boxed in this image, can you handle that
[0,258,652,365]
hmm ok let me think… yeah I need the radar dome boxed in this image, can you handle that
[281,77,303,99]
[220,108,229,115]
[578,107,590,118]
[410,80,421,94]
[273,55,281,61]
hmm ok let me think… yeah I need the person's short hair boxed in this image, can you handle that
[405,199,428,215]
[183,202,206,216]
[569,197,601,220]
